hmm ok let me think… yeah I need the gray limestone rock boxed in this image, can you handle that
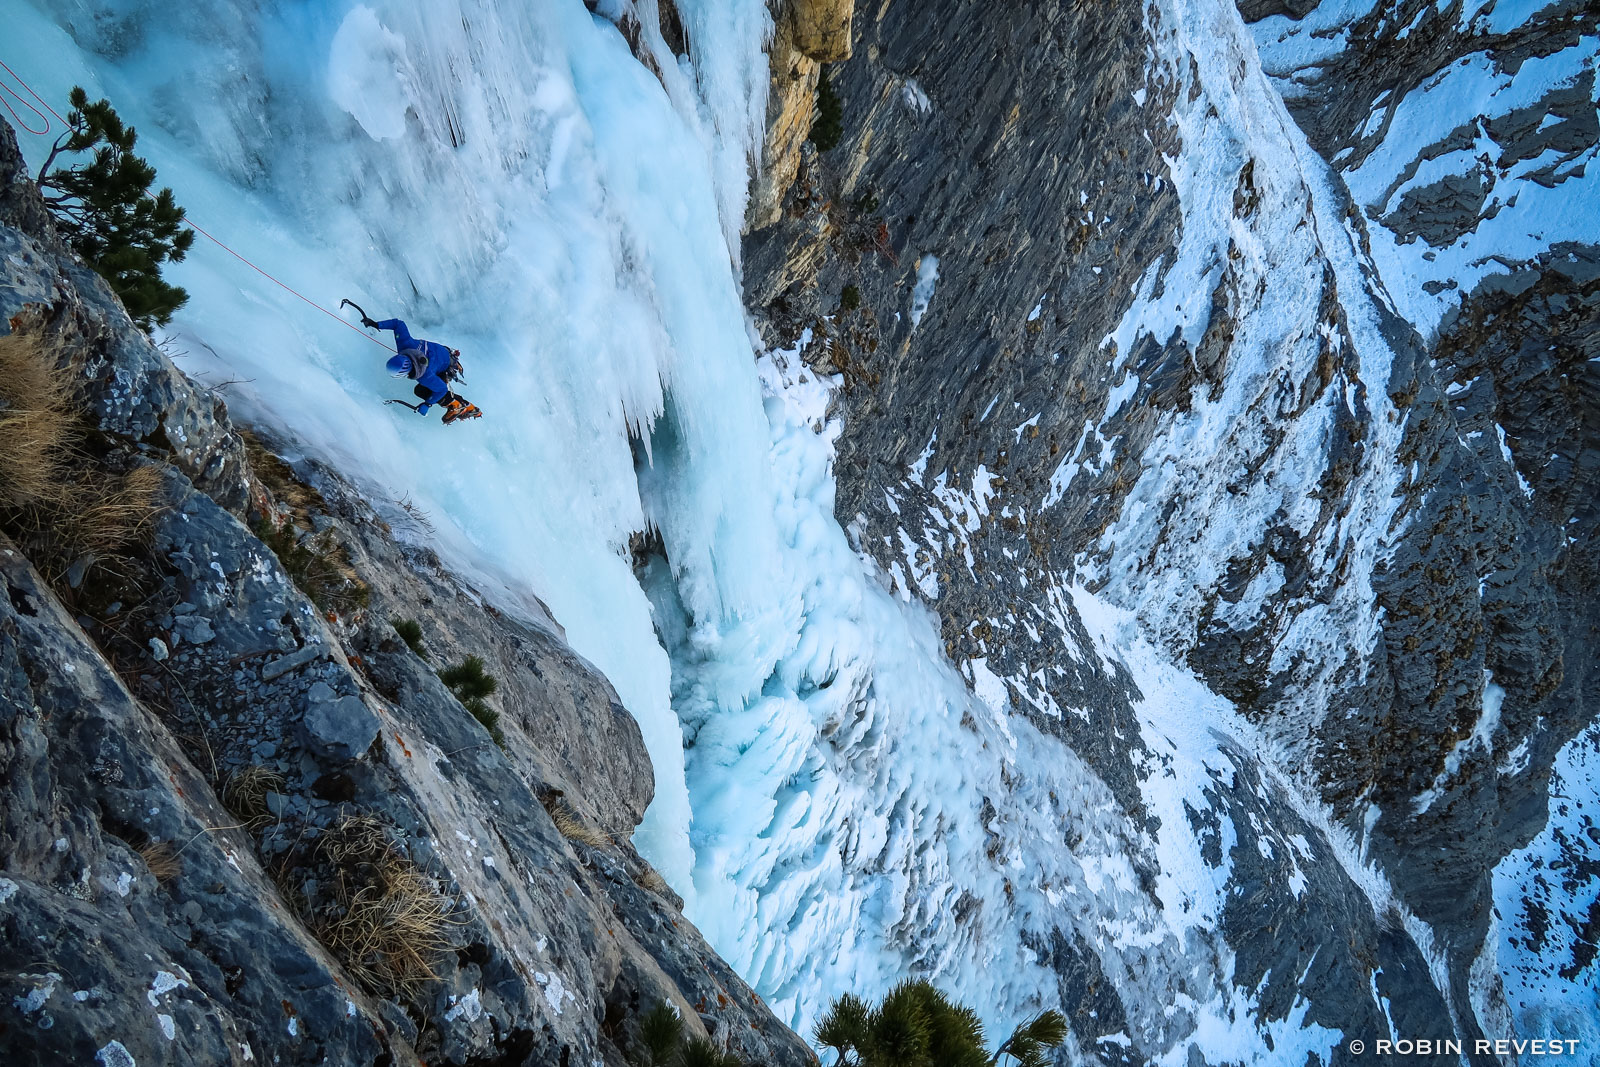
[262,644,324,681]
[301,690,379,761]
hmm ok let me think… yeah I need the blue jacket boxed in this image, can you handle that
[377,319,453,404]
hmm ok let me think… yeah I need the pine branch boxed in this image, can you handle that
[35,130,78,187]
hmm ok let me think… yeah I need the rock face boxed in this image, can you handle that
[741,0,1595,1058]
[748,13,824,230]
[0,118,812,1067]
[748,0,859,229]
[790,0,853,62]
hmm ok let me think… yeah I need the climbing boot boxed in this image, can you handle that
[441,397,482,424]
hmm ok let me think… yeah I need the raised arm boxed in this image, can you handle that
[374,318,417,350]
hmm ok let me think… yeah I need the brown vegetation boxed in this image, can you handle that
[222,765,285,828]
[241,429,324,524]
[549,800,612,849]
[241,431,370,617]
[138,840,181,885]
[304,816,455,998]
[0,322,164,589]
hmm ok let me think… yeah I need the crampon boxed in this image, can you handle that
[442,397,482,424]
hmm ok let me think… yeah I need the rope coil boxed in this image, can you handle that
[0,58,54,135]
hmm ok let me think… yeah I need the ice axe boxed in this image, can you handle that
[384,398,424,413]
[340,298,378,329]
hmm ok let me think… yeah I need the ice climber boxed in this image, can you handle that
[345,301,482,424]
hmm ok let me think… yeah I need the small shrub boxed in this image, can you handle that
[840,284,862,312]
[222,765,284,828]
[811,66,844,152]
[994,1010,1069,1067]
[815,980,1066,1067]
[637,1001,683,1066]
[439,655,504,747]
[815,994,871,1057]
[465,697,505,747]
[438,655,497,699]
[307,816,455,999]
[394,493,434,534]
[633,1001,741,1067]
[392,618,427,659]
[680,1037,742,1067]
[37,87,195,330]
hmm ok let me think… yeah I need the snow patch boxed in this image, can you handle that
[910,255,941,327]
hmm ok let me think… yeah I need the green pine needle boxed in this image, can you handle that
[637,1002,683,1066]
[815,992,871,1056]
[391,618,427,658]
[679,1036,740,1067]
[1022,1010,1068,1050]
[817,983,1063,1067]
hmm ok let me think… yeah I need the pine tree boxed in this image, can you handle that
[814,981,1066,1067]
[439,655,504,746]
[632,1001,742,1067]
[36,87,195,330]
[636,1002,684,1067]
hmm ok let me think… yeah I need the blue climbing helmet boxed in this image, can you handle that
[386,352,420,378]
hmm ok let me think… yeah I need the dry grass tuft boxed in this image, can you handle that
[0,326,166,587]
[74,462,163,555]
[0,330,76,511]
[636,863,670,895]
[307,816,456,999]
[550,803,610,850]
[138,840,181,885]
[222,765,284,828]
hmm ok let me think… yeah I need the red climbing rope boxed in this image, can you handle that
[0,57,57,135]
[183,220,392,350]
[0,55,392,352]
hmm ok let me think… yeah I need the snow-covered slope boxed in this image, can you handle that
[1253,0,1599,335]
